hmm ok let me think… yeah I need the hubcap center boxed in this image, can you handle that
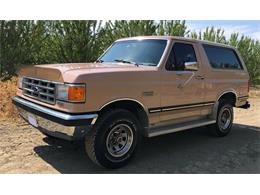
[117,136,123,143]
[219,108,232,131]
[106,123,134,157]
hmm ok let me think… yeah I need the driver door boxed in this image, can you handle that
[159,41,207,124]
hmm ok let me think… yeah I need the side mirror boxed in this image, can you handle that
[184,61,199,71]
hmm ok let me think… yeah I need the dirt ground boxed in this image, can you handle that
[0,98,259,173]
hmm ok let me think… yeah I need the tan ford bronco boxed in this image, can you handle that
[13,36,250,168]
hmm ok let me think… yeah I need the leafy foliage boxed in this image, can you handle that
[0,20,259,84]
[157,20,189,36]
[47,20,103,63]
[0,21,49,79]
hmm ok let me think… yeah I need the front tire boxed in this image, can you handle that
[211,99,234,137]
[85,109,141,169]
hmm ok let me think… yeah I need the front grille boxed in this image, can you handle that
[22,77,56,104]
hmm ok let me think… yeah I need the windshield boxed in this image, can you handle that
[99,39,167,66]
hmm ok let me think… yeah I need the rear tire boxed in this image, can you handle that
[210,99,234,137]
[85,109,141,169]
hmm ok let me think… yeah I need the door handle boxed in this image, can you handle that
[195,75,205,80]
[177,72,195,89]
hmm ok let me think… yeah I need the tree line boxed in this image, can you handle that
[0,20,259,85]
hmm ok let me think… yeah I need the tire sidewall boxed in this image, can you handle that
[216,101,233,136]
[94,110,140,168]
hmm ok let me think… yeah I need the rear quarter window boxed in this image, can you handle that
[203,44,243,70]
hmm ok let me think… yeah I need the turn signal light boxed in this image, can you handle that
[56,83,86,103]
[68,85,86,102]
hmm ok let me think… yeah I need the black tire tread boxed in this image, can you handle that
[85,124,100,166]
[210,99,233,137]
[85,109,138,168]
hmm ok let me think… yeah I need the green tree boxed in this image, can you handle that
[47,20,103,63]
[0,20,49,79]
[157,20,189,36]
[189,27,226,44]
[232,35,260,85]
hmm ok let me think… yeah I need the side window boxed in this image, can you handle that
[166,42,198,71]
[203,44,243,70]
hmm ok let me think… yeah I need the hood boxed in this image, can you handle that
[19,63,156,82]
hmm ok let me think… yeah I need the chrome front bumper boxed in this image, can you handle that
[12,96,98,140]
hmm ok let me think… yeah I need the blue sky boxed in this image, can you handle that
[186,20,260,40]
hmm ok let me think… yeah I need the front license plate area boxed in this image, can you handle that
[28,114,38,127]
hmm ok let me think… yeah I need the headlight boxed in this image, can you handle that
[17,77,23,89]
[56,83,86,103]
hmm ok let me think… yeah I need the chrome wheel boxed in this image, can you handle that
[218,107,232,131]
[106,123,134,157]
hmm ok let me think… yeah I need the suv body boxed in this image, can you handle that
[13,36,250,168]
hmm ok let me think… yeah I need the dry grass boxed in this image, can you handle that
[0,77,19,120]
[249,87,260,98]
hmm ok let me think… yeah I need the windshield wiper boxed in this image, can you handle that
[114,59,139,67]
[95,59,104,63]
